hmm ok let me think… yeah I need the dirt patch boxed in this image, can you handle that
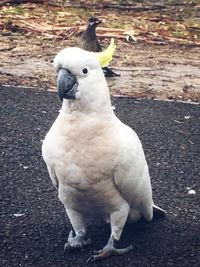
[0,1,200,101]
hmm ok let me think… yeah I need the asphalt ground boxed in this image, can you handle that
[0,86,199,267]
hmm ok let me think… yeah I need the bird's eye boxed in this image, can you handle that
[82,68,88,75]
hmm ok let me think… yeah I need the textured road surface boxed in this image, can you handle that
[0,86,199,267]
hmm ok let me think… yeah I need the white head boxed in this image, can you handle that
[53,47,112,113]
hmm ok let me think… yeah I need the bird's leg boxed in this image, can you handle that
[87,202,132,263]
[64,208,91,251]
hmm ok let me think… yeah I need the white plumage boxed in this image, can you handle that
[42,47,165,262]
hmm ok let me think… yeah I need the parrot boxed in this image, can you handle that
[42,38,166,263]
[78,17,120,77]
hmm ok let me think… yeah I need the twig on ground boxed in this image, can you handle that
[0,46,16,51]
[0,0,44,6]
[63,2,166,12]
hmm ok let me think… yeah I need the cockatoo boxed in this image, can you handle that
[42,39,166,262]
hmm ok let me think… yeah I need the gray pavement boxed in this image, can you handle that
[0,86,199,267]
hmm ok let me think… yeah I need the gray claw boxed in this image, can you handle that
[64,230,92,251]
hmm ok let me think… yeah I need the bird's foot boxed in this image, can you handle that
[64,230,92,251]
[103,67,121,77]
[87,235,132,263]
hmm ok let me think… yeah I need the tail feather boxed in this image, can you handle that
[153,204,167,219]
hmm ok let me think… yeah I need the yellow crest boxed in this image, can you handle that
[93,38,116,68]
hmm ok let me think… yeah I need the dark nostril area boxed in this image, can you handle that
[59,68,72,75]
[57,66,72,74]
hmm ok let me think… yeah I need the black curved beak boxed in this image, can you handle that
[57,68,78,101]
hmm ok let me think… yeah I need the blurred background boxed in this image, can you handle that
[0,0,200,101]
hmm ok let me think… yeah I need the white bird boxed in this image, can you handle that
[42,40,166,262]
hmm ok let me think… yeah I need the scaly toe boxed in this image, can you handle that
[64,230,91,251]
[87,245,133,263]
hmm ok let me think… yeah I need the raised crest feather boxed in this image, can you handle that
[93,38,116,68]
